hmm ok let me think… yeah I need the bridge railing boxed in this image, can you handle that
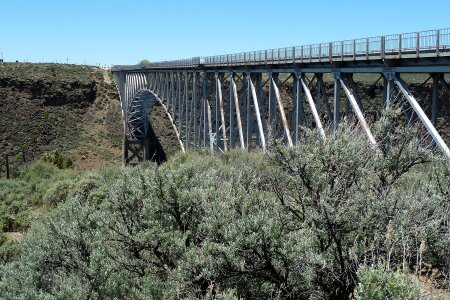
[112,28,450,71]
[199,28,449,67]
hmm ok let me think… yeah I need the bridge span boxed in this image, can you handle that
[112,28,450,165]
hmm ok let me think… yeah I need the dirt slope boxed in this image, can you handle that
[0,63,180,175]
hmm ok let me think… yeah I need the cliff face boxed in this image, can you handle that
[0,63,182,176]
[0,76,96,106]
[0,63,122,175]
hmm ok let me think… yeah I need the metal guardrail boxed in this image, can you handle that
[113,28,450,70]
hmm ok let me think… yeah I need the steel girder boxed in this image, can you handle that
[112,69,450,161]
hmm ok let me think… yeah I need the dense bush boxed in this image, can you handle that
[0,159,81,268]
[354,266,442,300]
[0,234,20,265]
[0,120,448,299]
[41,150,74,169]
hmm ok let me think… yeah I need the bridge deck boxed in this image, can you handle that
[112,28,450,71]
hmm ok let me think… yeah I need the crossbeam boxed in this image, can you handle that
[111,27,450,164]
[395,77,450,160]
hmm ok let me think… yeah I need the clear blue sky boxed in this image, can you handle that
[1,0,449,66]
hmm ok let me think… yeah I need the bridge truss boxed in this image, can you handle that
[112,28,450,165]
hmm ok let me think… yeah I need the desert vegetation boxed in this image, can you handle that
[0,112,448,299]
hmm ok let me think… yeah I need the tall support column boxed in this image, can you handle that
[206,74,214,153]
[122,139,145,166]
[151,73,155,90]
[395,76,450,160]
[383,72,395,107]
[170,73,174,113]
[229,72,235,148]
[246,73,251,147]
[160,73,164,96]
[272,76,293,147]
[340,77,376,145]
[197,74,203,148]
[231,74,245,149]
[203,73,208,148]
[383,76,388,106]
[166,73,170,112]
[214,72,220,152]
[185,73,190,149]
[122,137,128,167]
[193,72,198,149]
[315,73,322,111]
[166,73,170,105]
[165,73,169,109]
[439,74,450,96]
[171,73,176,122]
[249,77,267,150]
[432,73,439,126]
[164,73,169,104]
[268,72,276,134]
[333,72,341,135]
[256,73,265,144]
[153,73,157,95]
[292,72,300,144]
[143,137,150,161]
[301,75,326,139]
[150,72,153,89]
[178,72,182,133]
[347,74,365,113]
[188,72,195,149]
[180,72,184,138]
[217,74,228,151]
[318,77,334,125]
[249,74,257,147]
[158,73,162,96]
[345,86,350,116]
[173,72,177,118]
[239,72,247,147]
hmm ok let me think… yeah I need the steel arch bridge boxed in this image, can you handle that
[112,27,450,165]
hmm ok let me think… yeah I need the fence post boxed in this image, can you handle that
[319,44,322,62]
[436,29,440,56]
[353,39,356,60]
[292,47,295,64]
[366,38,369,60]
[329,42,332,62]
[301,46,304,63]
[5,155,10,179]
[416,32,420,57]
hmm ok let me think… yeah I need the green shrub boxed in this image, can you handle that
[41,150,73,169]
[0,120,448,299]
[0,179,32,231]
[0,160,80,234]
[354,266,441,300]
[0,234,20,264]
